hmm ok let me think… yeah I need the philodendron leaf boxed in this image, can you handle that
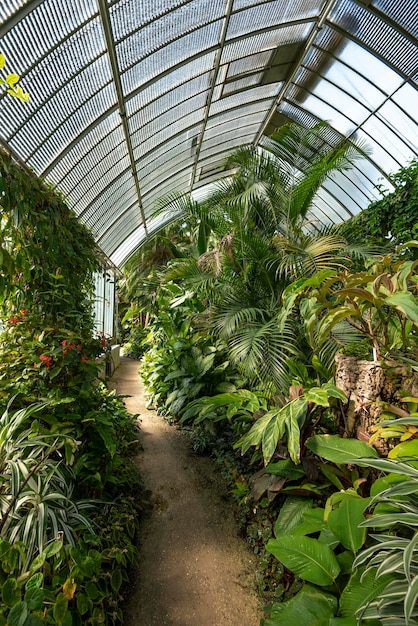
[327,496,371,553]
[274,496,313,537]
[306,434,378,463]
[385,291,418,325]
[305,387,330,407]
[339,567,394,618]
[263,584,337,626]
[266,535,340,586]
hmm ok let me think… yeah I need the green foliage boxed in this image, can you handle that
[353,458,418,624]
[264,488,387,625]
[0,53,29,102]
[0,150,142,625]
[280,249,418,361]
[235,382,348,465]
[342,159,418,251]
[305,435,378,464]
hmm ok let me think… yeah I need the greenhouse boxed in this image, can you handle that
[0,0,417,624]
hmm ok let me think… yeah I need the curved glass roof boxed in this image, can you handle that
[0,0,417,267]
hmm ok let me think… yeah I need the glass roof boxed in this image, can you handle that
[0,0,417,267]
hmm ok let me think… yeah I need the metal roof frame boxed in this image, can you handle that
[0,0,416,267]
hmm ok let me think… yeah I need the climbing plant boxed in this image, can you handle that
[0,150,142,625]
[0,53,29,102]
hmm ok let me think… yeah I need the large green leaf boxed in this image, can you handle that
[265,459,305,479]
[388,439,418,461]
[285,397,308,464]
[327,496,371,553]
[317,307,359,347]
[306,434,378,463]
[339,567,394,618]
[274,496,313,537]
[405,575,418,624]
[263,584,337,626]
[305,387,330,407]
[385,292,418,325]
[266,535,340,586]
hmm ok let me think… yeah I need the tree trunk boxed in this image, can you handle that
[335,354,418,455]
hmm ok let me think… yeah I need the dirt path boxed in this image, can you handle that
[111,357,262,626]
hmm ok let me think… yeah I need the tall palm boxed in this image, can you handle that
[155,122,374,388]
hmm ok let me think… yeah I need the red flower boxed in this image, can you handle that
[39,355,53,368]
[8,317,19,324]
[76,344,82,351]
[81,355,89,362]
[20,309,28,316]
[61,340,67,346]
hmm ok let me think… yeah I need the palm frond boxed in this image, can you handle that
[228,318,301,388]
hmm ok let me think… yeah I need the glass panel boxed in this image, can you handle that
[233,0,322,15]
[126,72,211,113]
[111,0,222,42]
[132,115,204,156]
[207,101,270,129]
[120,26,219,93]
[329,0,417,76]
[222,24,310,63]
[227,50,273,78]
[205,112,267,140]
[322,59,386,111]
[81,171,135,223]
[130,90,208,133]
[222,72,264,95]
[228,0,314,38]
[110,226,147,267]
[22,84,117,174]
[373,0,417,38]
[362,116,416,168]
[356,129,403,173]
[47,112,123,185]
[291,92,357,136]
[210,83,281,117]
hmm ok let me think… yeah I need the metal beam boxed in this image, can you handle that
[96,0,148,237]
[189,0,234,190]
[254,0,339,144]
[0,0,43,38]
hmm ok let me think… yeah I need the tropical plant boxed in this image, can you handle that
[234,380,349,466]
[341,159,418,254]
[352,457,418,625]
[149,121,375,390]
[279,247,418,363]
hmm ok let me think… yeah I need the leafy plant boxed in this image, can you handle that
[263,489,386,626]
[280,249,418,361]
[352,457,418,625]
[341,159,418,253]
[234,382,348,465]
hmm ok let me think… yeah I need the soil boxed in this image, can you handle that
[111,356,263,626]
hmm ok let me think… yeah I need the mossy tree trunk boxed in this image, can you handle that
[335,353,418,454]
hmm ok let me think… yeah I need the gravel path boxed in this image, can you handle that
[111,357,262,626]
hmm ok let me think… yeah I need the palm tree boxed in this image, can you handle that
[152,122,376,389]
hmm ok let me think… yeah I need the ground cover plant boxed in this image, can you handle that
[0,150,142,625]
